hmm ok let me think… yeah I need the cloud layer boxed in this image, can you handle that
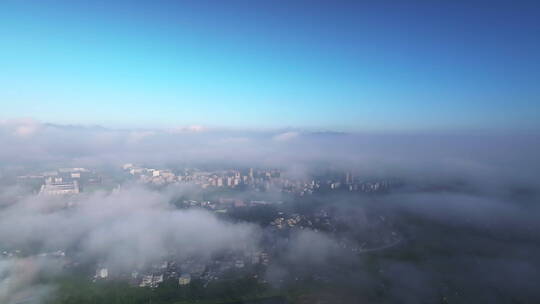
[1,119,539,189]
[1,119,539,303]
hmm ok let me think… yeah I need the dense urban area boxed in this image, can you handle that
[4,164,404,303]
[1,162,538,304]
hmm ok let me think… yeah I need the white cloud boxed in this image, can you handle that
[0,118,42,137]
[272,131,299,141]
[168,125,206,134]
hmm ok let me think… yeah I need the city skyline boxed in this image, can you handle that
[1,0,539,131]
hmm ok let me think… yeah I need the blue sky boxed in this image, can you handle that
[1,0,539,130]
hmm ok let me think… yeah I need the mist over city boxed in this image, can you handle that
[1,1,540,304]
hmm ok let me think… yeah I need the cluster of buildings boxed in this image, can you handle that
[123,164,177,185]
[14,164,393,197]
[93,250,272,289]
[271,214,311,230]
[179,198,277,214]
[139,273,164,288]
[122,164,393,195]
[17,167,101,196]
[123,164,281,190]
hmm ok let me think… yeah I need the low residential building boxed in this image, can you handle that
[179,273,191,285]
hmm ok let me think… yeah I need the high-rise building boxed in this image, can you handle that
[39,178,80,195]
[346,172,354,184]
